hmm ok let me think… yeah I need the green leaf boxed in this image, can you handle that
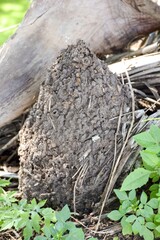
[88,238,98,240]
[149,184,159,198]
[136,209,141,216]
[34,237,47,240]
[20,211,30,222]
[138,203,144,209]
[128,189,136,201]
[55,205,71,223]
[65,228,85,240]
[121,216,132,235]
[0,179,10,187]
[152,174,160,182]
[37,200,46,208]
[88,238,97,240]
[41,208,56,223]
[29,198,38,211]
[0,219,14,231]
[144,205,154,215]
[155,231,160,239]
[137,216,145,225]
[0,191,17,206]
[147,198,159,209]
[125,215,136,223]
[42,225,52,239]
[65,221,76,231]
[142,226,154,240]
[155,225,160,233]
[145,145,160,154]
[154,214,160,223]
[141,151,160,170]
[54,220,65,232]
[134,131,156,148]
[23,221,33,240]
[31,212,41,233]
[149,184,159,192]
[121,168,151,191]
[113,237,119,240]
[114,189,128,201]
[140,191,148,204]
[107,210,123,221]
[117,207,126,216]
[19,199,28,208]
[0,187,4,194]
[156,187,160,197]
[150,191,157,199]
[150,125,160,144]
[138,209,151,220]
[145,222,156,230]
[20,212,30,223]
[30,199,46,213]
[121,200,131,211]
[138,207,154,221]
[132,219,142,235]
[14,217,27,230]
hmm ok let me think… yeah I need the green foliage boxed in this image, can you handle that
[0,0,30,45]
[107,125,160,240]
[121,168,151,191]
[0,179,96,240]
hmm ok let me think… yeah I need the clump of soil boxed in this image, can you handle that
[18,40,131,212]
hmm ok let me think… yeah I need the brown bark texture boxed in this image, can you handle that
[0,0,160,128]
[18,41,132,212]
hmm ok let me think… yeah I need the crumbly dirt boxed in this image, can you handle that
[18,40,131,212]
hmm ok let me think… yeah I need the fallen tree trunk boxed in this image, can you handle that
[0,0,160,127]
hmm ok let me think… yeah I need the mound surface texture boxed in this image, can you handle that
[19,40,131,212]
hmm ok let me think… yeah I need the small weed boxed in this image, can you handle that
[0,179,97,240]
[107,125,160,240]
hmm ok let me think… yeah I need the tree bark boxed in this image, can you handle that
[0,0,160,127]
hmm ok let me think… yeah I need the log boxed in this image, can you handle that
[1,0,160,128]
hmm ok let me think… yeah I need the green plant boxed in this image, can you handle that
[107,125,160,240]
[0,179,97,240]
[0,0,30,45]
[113,237,119,240]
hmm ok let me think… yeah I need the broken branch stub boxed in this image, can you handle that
[18,41,132,212]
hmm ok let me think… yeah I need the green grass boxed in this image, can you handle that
[0,0,30,45]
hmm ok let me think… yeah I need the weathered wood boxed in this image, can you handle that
[109,52,160,95]
[0,0,160,127]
